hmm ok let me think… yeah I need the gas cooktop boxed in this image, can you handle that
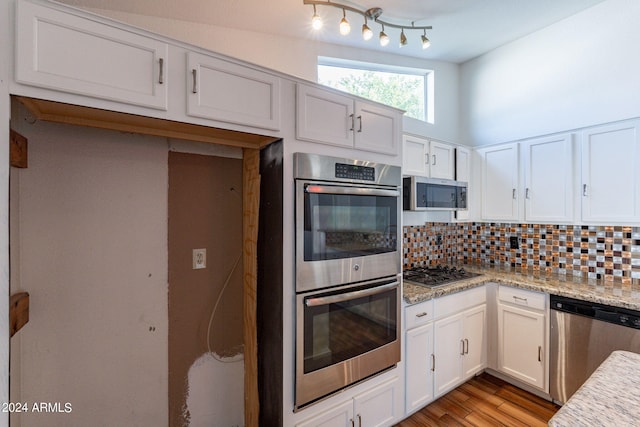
[403,265,481,288]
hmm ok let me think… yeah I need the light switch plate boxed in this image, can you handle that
[193,248,206,269]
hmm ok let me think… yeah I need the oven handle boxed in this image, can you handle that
[305,184,399,198]
[305,282,398,307]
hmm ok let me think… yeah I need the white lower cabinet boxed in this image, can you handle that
[434,304,486,397]
[497,286,548,391]
[405,299,435,415]
[296,377,401,427]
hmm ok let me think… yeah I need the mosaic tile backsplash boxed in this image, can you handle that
[403,222,640,284]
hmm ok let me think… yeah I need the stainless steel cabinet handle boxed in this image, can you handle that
[460,339,465,355]
[464,338,469,355]
[350,419,355,427]
[431,354,435,372]
[357,115,362,132]
[416,312,428,318]
[158,58,164,84]
[513,295,528,304]
[349,114,355,131]
[357,414,362,427]
[432,154,436,165]
[583,184,588,197]
[538,346,542,362]
[192,69,197,94]
[512,188,517,199]
[525,188,530,199]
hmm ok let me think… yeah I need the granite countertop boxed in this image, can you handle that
[548,350,640,427]
[403,264,640,310]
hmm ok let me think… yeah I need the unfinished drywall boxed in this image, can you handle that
[168,152,244,427]
[9,111,168,426]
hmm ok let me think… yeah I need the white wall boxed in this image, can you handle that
[84,8,462,145]
[9,115,169,426]
[460,0,640,146]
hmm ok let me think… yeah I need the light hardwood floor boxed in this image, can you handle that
[395,373,560,427]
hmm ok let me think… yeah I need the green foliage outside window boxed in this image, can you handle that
[318,65,427,121]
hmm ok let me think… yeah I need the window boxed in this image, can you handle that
[317,57,433,123]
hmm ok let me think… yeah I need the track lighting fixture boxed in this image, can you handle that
[379,24,389,47]
[362,17,373,41]
[311,4,323,30]
[400,29,407,47]
[304,0,432,51]
[421,29,431,49]
[339,9,351,35]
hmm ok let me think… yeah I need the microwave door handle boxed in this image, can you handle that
[305,185,399,198]
[305,282,398,307]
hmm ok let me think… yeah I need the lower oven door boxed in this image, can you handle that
[295,277,401,410]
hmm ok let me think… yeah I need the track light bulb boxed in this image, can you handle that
[379,25,389,46]
[421,30,431,49]
[311,5,322,30]
[339,10,351,35]
[400,29,407,47]
[362,17,373,41]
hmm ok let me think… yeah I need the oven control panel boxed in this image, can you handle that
[335,163,375,181]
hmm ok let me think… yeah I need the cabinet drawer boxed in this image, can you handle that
[434,286,486,319]
[498,286,546,311]
[406,300,434,329]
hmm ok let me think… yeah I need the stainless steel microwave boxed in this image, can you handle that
[402,176,468,210]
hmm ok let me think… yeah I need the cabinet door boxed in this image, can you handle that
[524,134,574,222]
[406,323,434,414]
[296,400,353,427]
[455,146,471,221]
[296,84,354,148]
[434,314,463,397]
[187,52,281,130]
[581,120,640,223]
[479,143,520,221]
[354,101,400,155]
[429,141,455,180]
[462,305,486,378]
[16,0,168,110]
[353,377,400,427]
[402,135,429,176]
[497,303,545,389]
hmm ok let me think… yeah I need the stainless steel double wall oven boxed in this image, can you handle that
[294,153,402,410]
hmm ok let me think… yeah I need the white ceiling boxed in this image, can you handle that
[57,0,606,63]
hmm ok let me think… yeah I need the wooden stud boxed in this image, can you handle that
[10,292,30,337]
[10,129,28,168]
[242,148,260,427]
[16,96,279,149]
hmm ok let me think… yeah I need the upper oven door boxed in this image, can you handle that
[296,180,400,292]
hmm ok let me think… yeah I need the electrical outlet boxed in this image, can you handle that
[509,236,519,250]
[193,248,206,269]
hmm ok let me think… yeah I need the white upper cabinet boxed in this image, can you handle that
[430,141,456,179]
[523,134,574,223]
[581,120,640,223]
[16,0,168,110]
[402,135,430,176]
[187,52,281,131]
[478,143,520,221]
[297,83,401,155]
[402,135,455,179]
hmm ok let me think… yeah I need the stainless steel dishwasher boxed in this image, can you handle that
[550,294,640,404]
